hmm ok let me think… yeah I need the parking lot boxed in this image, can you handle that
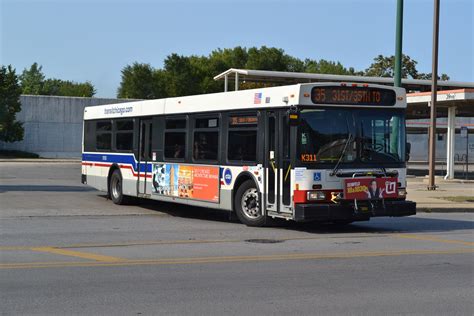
[1,162,473,315]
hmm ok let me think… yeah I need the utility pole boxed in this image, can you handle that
[428,0,440,190]
[394,0,403,87]
[391,0,403,157]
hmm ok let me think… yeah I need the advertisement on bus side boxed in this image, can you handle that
[152,164,219,202]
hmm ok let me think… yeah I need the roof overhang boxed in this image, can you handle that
[406,89,474,119]
[214,68,474,92]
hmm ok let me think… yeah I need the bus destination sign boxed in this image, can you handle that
[311,86,396,106]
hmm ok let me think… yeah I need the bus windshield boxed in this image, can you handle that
[298,108,405,165]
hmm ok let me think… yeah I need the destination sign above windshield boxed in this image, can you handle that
[311,87,397,106]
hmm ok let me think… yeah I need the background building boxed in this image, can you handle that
[0,95,133,158]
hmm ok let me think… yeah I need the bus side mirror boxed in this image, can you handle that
[406,142,411,161]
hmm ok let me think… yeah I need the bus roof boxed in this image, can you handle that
[83,82,406,120]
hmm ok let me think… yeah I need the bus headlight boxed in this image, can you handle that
[398,188,407,197]
[307,191,326,201]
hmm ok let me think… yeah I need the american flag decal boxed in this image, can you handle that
[254,93,262,104]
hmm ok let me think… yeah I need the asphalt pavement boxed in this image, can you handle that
[1,162,473,315]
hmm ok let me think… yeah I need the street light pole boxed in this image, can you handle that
[394,0,404,87]
[428,0,440,190]
[391,0,403,156]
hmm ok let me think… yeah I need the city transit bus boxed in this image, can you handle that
[81,83,416,226]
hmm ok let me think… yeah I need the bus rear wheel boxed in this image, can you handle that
[234,180,265,227]
[109,169,129,205]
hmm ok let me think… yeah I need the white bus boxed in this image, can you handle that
[82,83,416,226]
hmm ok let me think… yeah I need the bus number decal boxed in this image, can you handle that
[300,154,317,162]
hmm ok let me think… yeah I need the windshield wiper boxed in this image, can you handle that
[330,133,353,176]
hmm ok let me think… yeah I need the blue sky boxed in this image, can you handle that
[1,0,473,97]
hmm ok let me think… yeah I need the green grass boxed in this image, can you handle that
[436,196,474,203]
[0,150,40,158]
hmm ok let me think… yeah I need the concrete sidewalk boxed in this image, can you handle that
[407,177,474,212]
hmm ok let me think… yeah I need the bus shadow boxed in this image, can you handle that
[133,198,239,224]
[99,195,474,234]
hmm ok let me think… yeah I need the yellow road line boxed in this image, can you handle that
[30,247,124,262]
[395,234,474,246]
[1,248,472,270]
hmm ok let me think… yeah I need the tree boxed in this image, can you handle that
[20,62,45,95]
[41,78,62,96]
[0,65,24,143]
[365,54,449,80]
[42,79,96,97]
[117,63,156,99]
[246,46,289,71]
[304,58,354,75]
[416,73,450,81]
[116,47,450,99]
[164,54,202,97]
[19,62,96,97]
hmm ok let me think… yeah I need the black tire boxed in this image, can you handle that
[234,180,265,227]
[109,169,129,205]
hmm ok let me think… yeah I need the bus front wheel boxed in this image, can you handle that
[109,169,128,205]
[234,180,265,227]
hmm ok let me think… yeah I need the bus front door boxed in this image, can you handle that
[265,111,292,215]
[138,119,152,196]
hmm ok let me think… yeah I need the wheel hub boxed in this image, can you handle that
[111,176,121,199]
[241,188,260,219]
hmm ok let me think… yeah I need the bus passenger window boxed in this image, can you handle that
[97,121,112,131]
[166,119,186,129]
[116,133,133,150]
[164,118,187,160]
[228,130,257,162]
[164,132,185,159]
[96,133,111,150]
[96,120,112,150]
[115,119,134,151]
[227,114,258,163]
[193,131,218,161]
[193,117,219,162]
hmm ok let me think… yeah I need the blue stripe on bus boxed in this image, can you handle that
[82,153,152,173]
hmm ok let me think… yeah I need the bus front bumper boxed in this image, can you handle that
[293,200,416,222]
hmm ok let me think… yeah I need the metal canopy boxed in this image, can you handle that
[214,68,474,92]
[406,89,474,119]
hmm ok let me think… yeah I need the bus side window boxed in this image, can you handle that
[164,118,186,160]
[115,119,134,151]
[84,121,95,152]
[193,117,219,162]
[96,120,112,150]
[227,114,258,164]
